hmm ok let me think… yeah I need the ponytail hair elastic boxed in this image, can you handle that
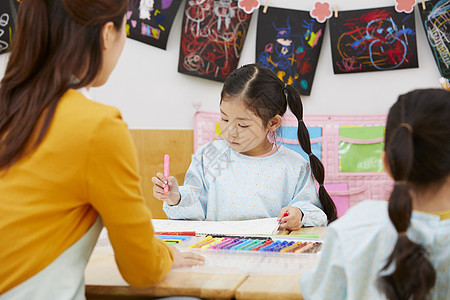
[399,122,413,133]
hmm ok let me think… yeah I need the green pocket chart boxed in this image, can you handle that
[339,126,385,172]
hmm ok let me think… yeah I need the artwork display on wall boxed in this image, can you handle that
[126,0,182,50]
[329,6,418,74]
[256,6,326,95]
[419,0,450,79]
[178,0,253,82]
[0,0,20,55]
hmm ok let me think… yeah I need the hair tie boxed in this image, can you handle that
[395,180,408,186]
[283,88,288,94]
[308,152,314,157]
[398,231,407,237]
[399,123,413,133]
[284,83,287,88]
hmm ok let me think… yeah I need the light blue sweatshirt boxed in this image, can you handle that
[164,140,326,226]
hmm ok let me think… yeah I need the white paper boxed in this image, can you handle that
[151,218,280,236]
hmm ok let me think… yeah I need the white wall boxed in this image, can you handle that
[1,1,441,129]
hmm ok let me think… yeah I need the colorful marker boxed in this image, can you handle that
[201,237,225,249]
[209,238,233,249]
[288,242,309,253]
[155,231,196,236]
[156,235,191,241]
[305,242,322,253]
[280,241,303,253]
[187,236,212,248]
[295,242,315,253]
[222,239,244,250]
[231,239,253,250]
[214,238,240,250]
[193,237,219,248]
[239,239,262,251]
[251,239,273,251]
[162,239,181,244]
[260,240,281,252]
[164,241,179,245]
[186,236,321,253]
[164,154,169,195]
[270,241,290,252]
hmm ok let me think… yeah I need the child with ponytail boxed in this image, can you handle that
[153,64,337,229]
[300,89,450,299]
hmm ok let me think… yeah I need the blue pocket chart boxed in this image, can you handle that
[277,126,322,161]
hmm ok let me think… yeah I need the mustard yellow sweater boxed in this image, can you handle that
[0,89,173,293]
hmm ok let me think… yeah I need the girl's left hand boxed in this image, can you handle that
[277,206,303,231]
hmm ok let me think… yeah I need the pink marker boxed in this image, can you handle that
[164,154,169,195]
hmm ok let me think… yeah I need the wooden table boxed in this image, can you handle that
[85,227,326,299]
[85,248,247,299]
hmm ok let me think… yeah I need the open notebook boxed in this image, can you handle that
[152,218,280,236]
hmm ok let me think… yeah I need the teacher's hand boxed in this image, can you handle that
[170,246,205,268]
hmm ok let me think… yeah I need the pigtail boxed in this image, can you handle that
[378,122,436,299]
[284,84,337,222]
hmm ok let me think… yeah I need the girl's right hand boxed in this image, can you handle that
[152,173,181,206]
[169,245,205,268]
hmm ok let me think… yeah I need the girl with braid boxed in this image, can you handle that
[153,64,336,229]
[300,89,450,299]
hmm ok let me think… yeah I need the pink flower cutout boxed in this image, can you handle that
[310,2,332,23]
[238,0,260,14]
[395,0,415,13]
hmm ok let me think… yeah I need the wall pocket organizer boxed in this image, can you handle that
[194,111,393,217]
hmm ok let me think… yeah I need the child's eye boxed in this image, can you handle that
[239,124,249,128]
[221,118,229,122]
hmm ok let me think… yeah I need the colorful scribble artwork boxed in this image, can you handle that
[329,6,418,74]
[126,0,182,50]
[256,6,326,95]
[178,0,253,82]
[0,0,20,55]
[419,0,450,79]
